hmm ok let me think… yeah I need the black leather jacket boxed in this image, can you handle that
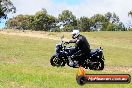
[69,35,90,54]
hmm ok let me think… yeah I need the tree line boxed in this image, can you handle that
[6,9,128,32]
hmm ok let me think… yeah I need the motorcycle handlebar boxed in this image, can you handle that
[63,42,69,45]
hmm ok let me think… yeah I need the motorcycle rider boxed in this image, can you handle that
[66,30,91,66]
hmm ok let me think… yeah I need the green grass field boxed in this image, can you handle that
[0,31,132,88]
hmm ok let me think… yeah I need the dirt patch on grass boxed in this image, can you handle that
[0,31,70,41]
[0,57,19,64]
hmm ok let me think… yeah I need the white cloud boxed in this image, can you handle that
[10,0,132,26]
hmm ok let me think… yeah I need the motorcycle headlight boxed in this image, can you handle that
[99,49,102,52]
[98,48,103,52]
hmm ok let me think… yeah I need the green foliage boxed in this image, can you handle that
[33,9,56,31]
[58,10,75,21]
[106,23,115,31]
[6,14,33,30]
[63,24,75,32]
[77,16,92,32]
[58,10,77,32]
[90,12,126,31]
[105,12,112,21]
[128,10,132,17]
[6,9,127,31]
[128,28,132,31]
[6,9,56,31]
[0,0,16,19]
[90,14,108,31]
[6,18,18,29]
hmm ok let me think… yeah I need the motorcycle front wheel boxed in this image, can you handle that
[50,55,65,67]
